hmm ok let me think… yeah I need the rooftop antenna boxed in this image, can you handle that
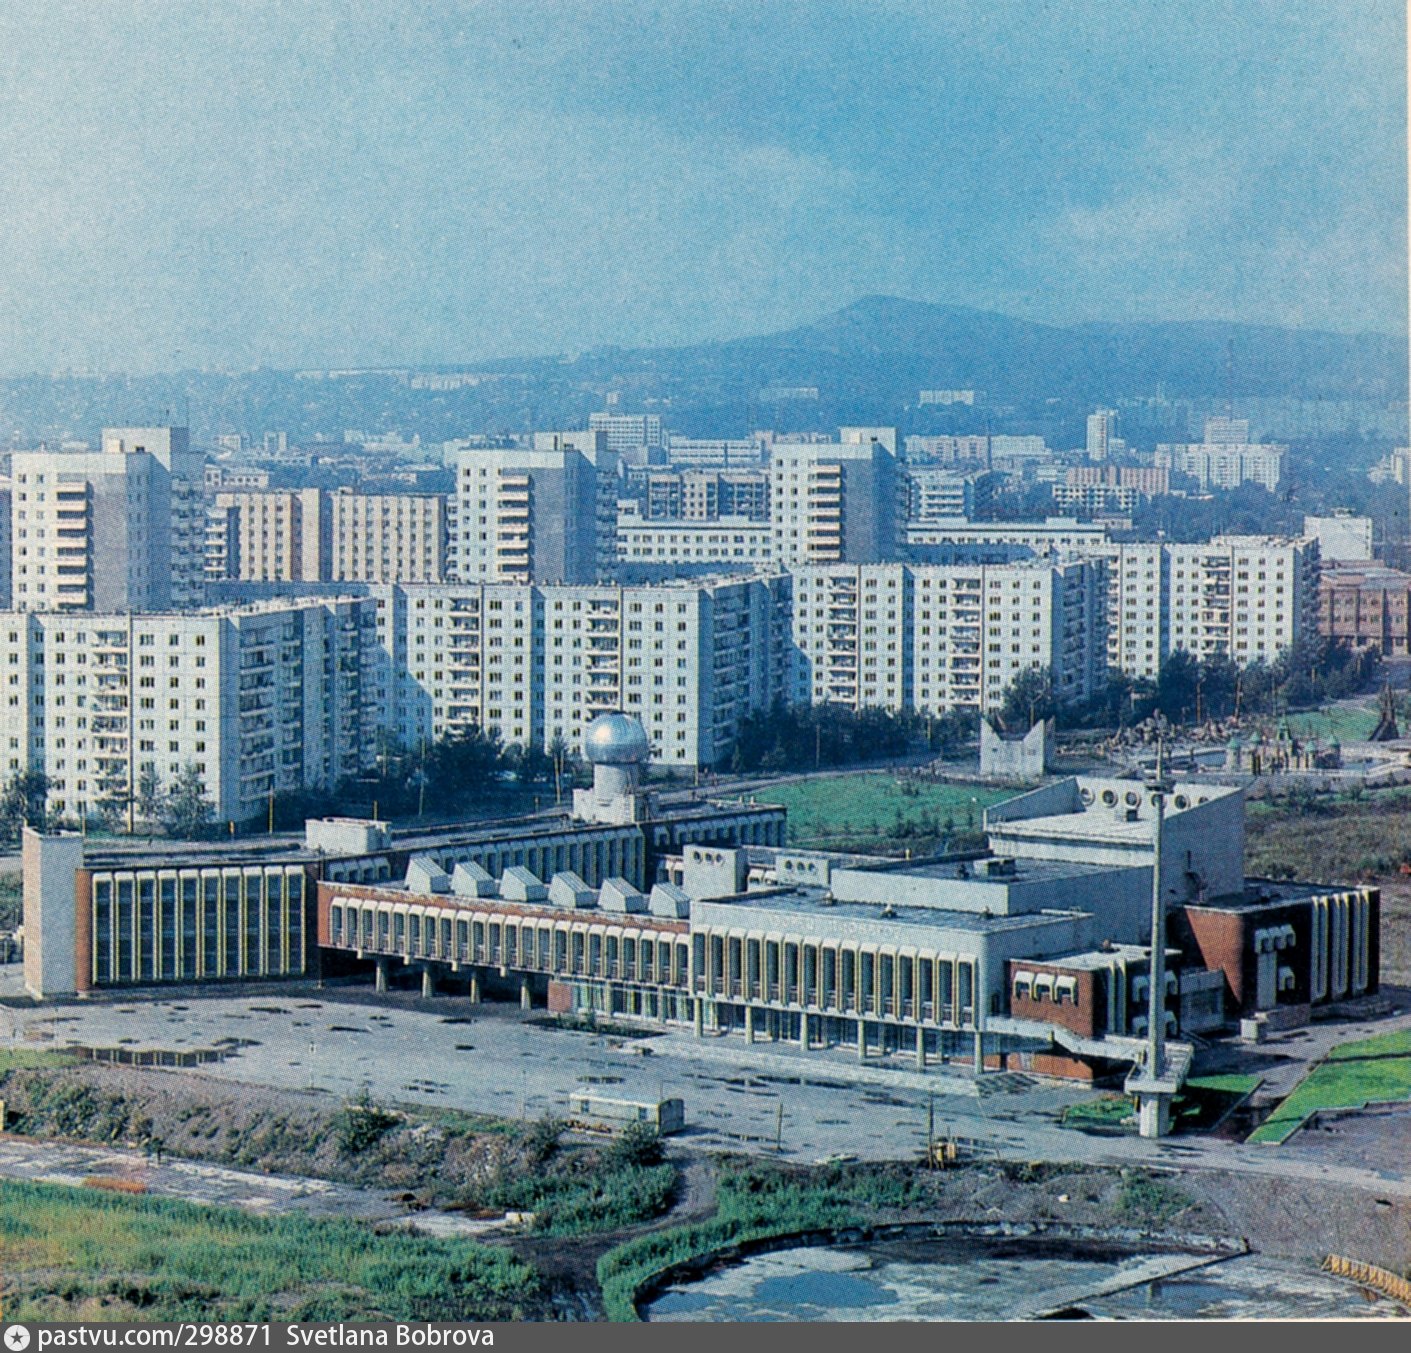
[1224,338,1235,420]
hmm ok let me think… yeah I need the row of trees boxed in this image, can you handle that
[992,636,1381,735]
[0,763,215,846]
[727,702,978,773]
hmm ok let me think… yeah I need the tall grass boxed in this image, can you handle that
[0,1179,540,1322]
[595,1160,923,1321]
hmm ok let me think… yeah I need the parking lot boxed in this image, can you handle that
[6,980,1411,1196]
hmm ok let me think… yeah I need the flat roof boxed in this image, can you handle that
[699,887,1085,934]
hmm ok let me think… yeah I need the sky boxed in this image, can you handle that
[0,0,1404,373]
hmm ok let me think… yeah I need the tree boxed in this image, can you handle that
[136,767,164,824]
[0,770,48,845]
[162,763,214,839]
[994,666,1057,732]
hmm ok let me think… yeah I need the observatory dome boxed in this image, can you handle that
[583,711,651,765]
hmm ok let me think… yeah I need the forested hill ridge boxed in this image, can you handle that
[2,296,1406,447]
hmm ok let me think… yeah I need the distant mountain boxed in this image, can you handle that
[612,295,1408,405]
[0,296,1404,446]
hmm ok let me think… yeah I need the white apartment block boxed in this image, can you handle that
[1156,440,1287,492]
[210,488,447,585]
[770,433,901,568]
[372,578,792,768]
[616,504,773,570]
[328,489,446,583]
[588,412,663,453]
[790,561,1106,717]
[211,488,326,583]
[11,427,205,612]
[0,599,381,827]
[1100,536,1320,679]
[450,438,616,584]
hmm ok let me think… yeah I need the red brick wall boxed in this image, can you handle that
[1006,962,1102,1038]
[547,981,573,1013]
[1182,908,1247,1009]
[74,868,92,995]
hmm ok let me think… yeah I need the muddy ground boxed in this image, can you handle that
[2,1061,1408,1319]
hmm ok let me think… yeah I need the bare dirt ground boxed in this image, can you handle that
[3,1057,1409,1318]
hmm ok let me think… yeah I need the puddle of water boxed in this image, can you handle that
[645,1240,1393,1323]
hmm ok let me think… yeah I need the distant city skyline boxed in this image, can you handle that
[0,0,1404,376]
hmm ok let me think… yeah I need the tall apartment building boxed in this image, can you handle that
[0,598,380,826]
[1101,536,1320,678]
[450,435,616,584]
[0,478,11,609]
[905,468,997,522]
[790,561,1105,717]
[373,577,792,768]
[328,489,445,582]
[10,426,205,612]
[1319,563,1411,656]
[211,488,327,583]
[1086,409,1118,460]
[1156,418,1287,492]
[210,488,448,585]
[770,432,901,569]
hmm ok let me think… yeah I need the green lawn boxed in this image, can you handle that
[758,774,1010,849]
[1247,1030,1411,1145]
[1281,701,1380,745]
[1062,1075,1261,1136]
[0,1048,76,1074]
[0,1178,540,1322]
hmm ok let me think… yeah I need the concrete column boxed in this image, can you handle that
[693,999,704,1038]
[468,971,481,1004]
[374,958,388,994]
[744,1005,755,1044]
[799,1013,809,1050]
[915,1025,926,1072]
[856,1019,866,1063]
[421,966,435,999]
[520,977,532,1011]
[972,1029,984,1076]
[1138,1093,1171,1139]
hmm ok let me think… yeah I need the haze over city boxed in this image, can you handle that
[0,0,1405,375]
[4,0,1411,1331]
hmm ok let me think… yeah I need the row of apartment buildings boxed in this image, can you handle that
[0,531,1319,825]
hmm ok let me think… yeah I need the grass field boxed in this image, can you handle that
[758,774,1010,850]
[0,1178,541,1322]
[1247,1030,1411,1145]
[1062,1075,1261,1136]
[1245,786,1411,880]
[1281,700,1381,745]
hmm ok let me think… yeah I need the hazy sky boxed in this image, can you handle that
[0,0,1404,373]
